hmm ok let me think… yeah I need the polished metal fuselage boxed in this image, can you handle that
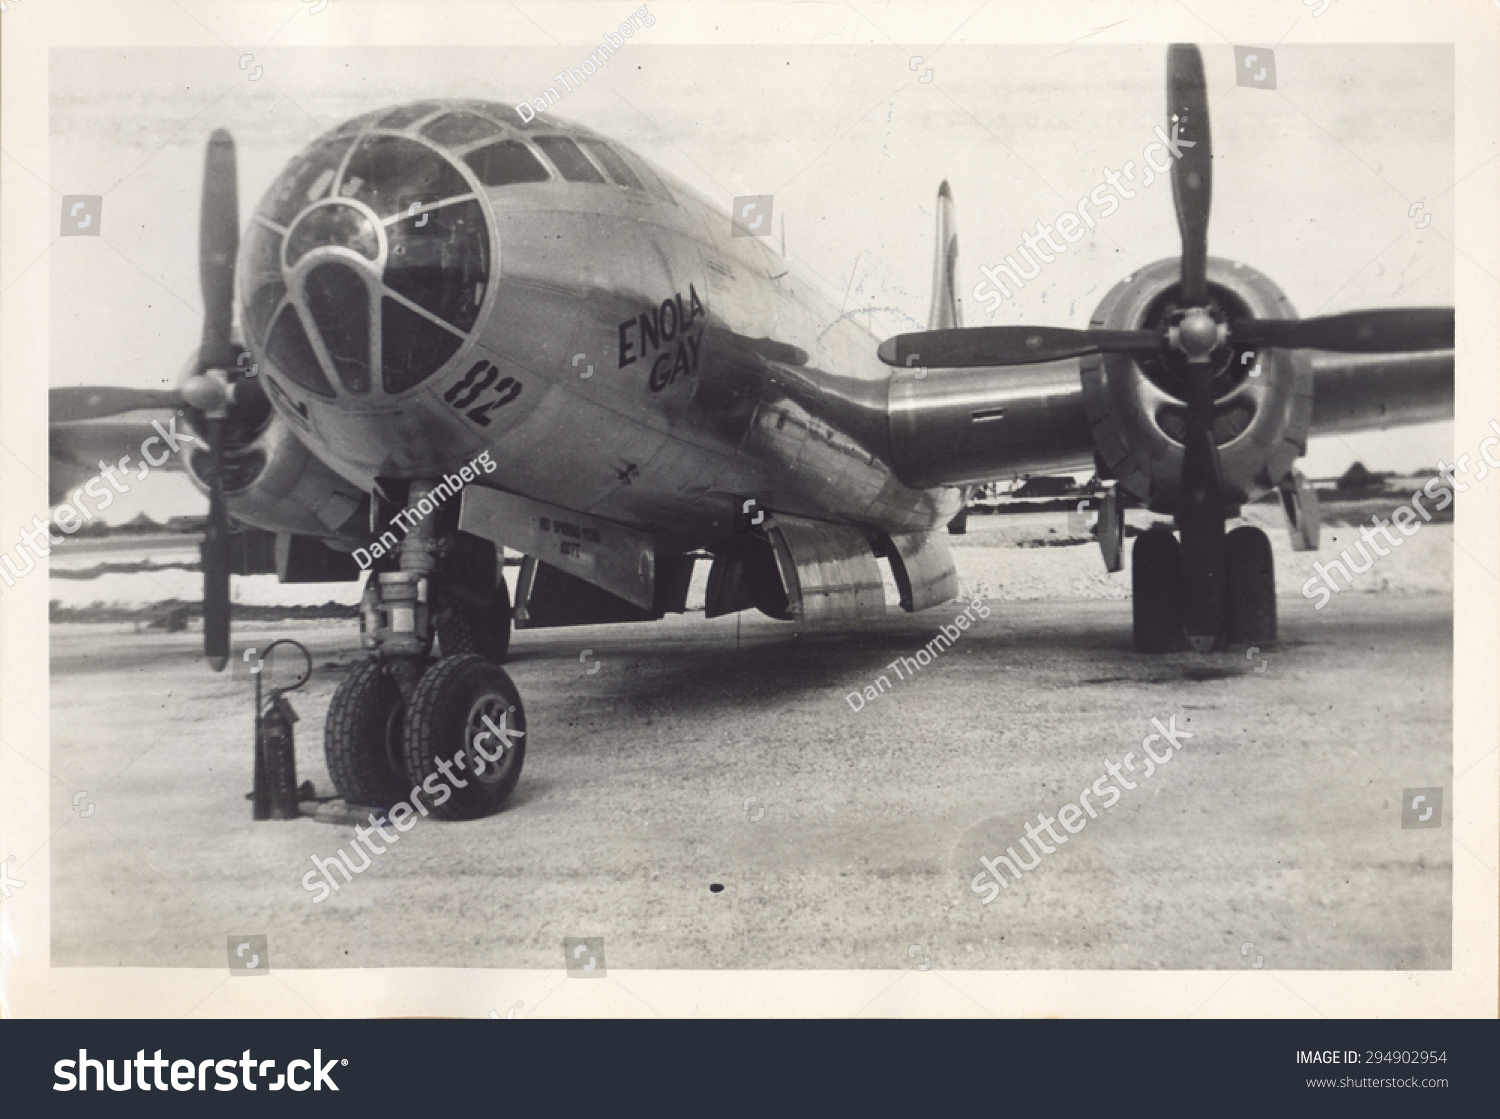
[250,105,1451,556]
[265,111,967,555]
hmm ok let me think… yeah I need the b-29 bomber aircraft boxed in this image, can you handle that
[50,45,1454,818]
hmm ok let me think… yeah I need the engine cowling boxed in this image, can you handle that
[1081,256,1313,513]
[184,405,369,542]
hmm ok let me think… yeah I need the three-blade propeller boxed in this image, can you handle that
[878,44,1453,653]
[184,129,241,672]
[878,46,1453,372]
[52,130,246,671]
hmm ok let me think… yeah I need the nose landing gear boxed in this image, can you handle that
[324,479,526,817]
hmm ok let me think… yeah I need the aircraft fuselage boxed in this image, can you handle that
[239,101,967,555]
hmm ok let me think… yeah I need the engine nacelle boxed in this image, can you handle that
[185,407,369,542]
[1081,256,1313,513]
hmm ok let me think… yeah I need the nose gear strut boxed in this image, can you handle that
[328,479,527,817]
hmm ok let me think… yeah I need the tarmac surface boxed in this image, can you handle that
[49,525,1452,976]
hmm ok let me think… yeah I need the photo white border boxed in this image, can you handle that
[2,0,1495,1018]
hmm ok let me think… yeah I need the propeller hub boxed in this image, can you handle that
[181,372,230,416]
[1175,308,1221,359]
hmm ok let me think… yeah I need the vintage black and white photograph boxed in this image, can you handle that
[4,0,1494,1020]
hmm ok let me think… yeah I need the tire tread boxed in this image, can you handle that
[324,659,408,806]
[402,654,525,820]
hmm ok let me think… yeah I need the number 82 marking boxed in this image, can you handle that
[442,360,522,426]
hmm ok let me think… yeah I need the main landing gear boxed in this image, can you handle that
[325,480,524,819]
[1132,523,1276,654]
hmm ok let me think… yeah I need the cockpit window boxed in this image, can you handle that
[330,108,387,137]
[304,262,373,395]
[339,135,469,217]
[265,305,335,398]
[259,137,354,226]
[384,199,488,332]
[378,101,444,129]
[578,140,644,191]
[464,140,551,187]
[534,136,607,183]
[629,158,676,203]
[421,112,505,147]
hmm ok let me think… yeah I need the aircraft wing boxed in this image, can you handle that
[49,404,187,507]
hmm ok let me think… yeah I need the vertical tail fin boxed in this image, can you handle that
[928,181,961,330]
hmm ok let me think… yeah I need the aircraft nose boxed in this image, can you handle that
[239,129,491,399]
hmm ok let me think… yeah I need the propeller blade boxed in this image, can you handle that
[50,386,182,424]
[194,128,240,673]
[878,326,1161,368]
[1166,43,1212,304]
[1235,308,1454,354]
[1165,45,1223,648]
[201,415,231,672]
[198,129,239,373]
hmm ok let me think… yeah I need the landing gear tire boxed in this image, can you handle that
[434,535,512,663]
[1133,528,1185,653]
[1225,525,1277,646]
[402,654,526,820]
[325,659,409,808]
[435,578,512,663]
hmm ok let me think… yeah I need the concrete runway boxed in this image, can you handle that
[49,591,1451,975]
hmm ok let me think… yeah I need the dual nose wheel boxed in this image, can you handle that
[324,654,526,819]
[1132,524,1276,653]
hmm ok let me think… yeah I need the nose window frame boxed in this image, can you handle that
[246,108,539,402]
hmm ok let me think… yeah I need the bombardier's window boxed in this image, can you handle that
[579,140,644,191]
[464,140,551,187]
[244,281,286,352]
[422,112,504,148]
[384,199,489,332]
[285,205,380,268]
[339,135,469,217]
[265,306,335,398]
[238,221,285,343]
[260,137,354,226]
[534,136,607,183]
[247,116,502,402]
[304,262,373,395]
[382,297,463,394]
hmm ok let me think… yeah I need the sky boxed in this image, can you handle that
[48,42,1455,519]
